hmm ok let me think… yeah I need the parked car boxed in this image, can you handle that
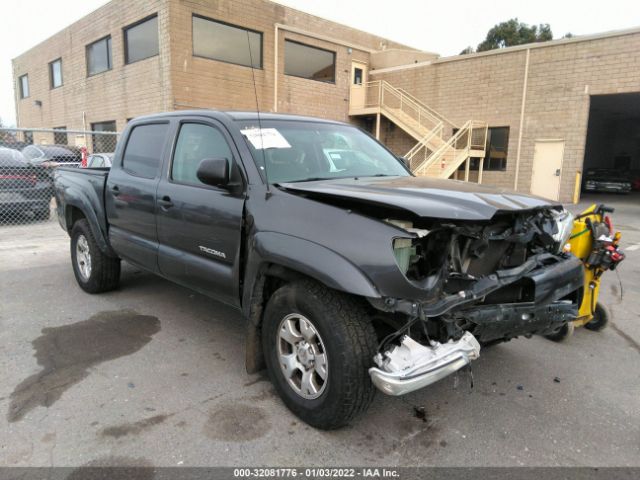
[85,153,113,168]
[22,144,83,171]
[583,168,631,194]
[0,147,52,220]
[53,111,583,429]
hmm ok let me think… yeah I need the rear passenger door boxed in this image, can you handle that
[156,119,245,307]
[105,122,170,272]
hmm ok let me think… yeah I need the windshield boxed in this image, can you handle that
[236,120,410,183]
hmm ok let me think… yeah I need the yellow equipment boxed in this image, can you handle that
[546,204,625,341]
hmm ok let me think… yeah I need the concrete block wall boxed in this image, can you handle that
[374,31,640,202]
[12,0,171,139]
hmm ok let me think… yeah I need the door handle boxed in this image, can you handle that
[555,169,561,177]
[158,196,174,209]
[110,185,120,196]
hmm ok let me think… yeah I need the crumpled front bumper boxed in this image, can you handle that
[369,332,480,396]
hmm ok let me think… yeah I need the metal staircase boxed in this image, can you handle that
[349,80,488,181]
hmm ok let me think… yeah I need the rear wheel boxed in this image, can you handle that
[70,219,120,293]
[544,322,574,342]
[584,302,610,331]
[262,280,377,430]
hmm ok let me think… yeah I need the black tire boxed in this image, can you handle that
[585,302,610,331]
[262,280,378,430]
[70,219,120,293]
[544,322,574,342]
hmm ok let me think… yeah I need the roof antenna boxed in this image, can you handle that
[246,31,271,198]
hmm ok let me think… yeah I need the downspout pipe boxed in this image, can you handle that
[514,48,530,191]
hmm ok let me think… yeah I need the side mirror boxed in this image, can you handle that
[196,158,229,187]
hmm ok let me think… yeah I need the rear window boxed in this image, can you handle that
[0,148,28,167]
[122,124,168,178]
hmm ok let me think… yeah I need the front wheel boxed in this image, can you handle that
[584,302,610,331]
[262,280,378,430]
[70,219,120,293]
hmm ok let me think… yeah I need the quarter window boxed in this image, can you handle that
[284,40,335,83]
[19,75,29,98]
[172,123,233,186]
[50,59,63,88]
[86,36,112,76]
[192,15,262,68]
[122,123,168,178]
[124,15,159,64]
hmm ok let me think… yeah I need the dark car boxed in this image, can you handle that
[22,144,83,169]
[0,147,52,220]
[53,111,583,429]
[583,168,631,194]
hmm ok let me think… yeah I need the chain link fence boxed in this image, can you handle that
[0,128,119,226]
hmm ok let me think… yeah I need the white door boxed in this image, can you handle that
[531,140,565,200]
[349,61,368,111]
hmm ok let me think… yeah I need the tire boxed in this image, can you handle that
[70,219,120,293]
[262,280,378,430]
[584,302,610,332]
[544,321,574,342]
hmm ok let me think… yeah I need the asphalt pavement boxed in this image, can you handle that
[0,193,638,467]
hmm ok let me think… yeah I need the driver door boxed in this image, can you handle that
[156,119,245,307]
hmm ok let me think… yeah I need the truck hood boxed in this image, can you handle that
[279,176,559,220]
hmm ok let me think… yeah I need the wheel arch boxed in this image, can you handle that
[242,232,380,374]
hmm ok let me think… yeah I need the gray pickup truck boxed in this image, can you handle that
[54,111,583,429]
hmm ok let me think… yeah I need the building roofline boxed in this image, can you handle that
[370,25,640,75]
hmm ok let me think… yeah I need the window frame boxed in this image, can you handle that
[284,39,336,84]
[49,58,63,89]
[123,14,160,65]
[18,74,29,99]
[191,14,263,69]
[168,119,244,191]
[86,35,113,77]
[121,121,170,180]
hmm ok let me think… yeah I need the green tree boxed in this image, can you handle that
[475,18,553,52]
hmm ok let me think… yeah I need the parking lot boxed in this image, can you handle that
[0,194,638,468]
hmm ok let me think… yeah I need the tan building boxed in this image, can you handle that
[12,0,640,202]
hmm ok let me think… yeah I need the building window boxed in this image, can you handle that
[483,127,509,171]
[91,120,117,153]
[19,75,29,98]
[284,40,335,83]
[457,126,510,172]
[86,36,112,76]
[49,58,63,88]
[124,15,159,64]
[192,15,262,68]
[172,123,233,186]
[23,131,33,144]
[122,123,168,178]
[54,127,67,145]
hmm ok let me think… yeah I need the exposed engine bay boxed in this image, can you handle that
[367,207,583,395]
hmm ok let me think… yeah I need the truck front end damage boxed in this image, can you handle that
[367,208,583,395]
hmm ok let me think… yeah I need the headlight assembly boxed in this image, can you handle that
[552,209,574,252]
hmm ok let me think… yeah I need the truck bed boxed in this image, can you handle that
[53,167,110,237]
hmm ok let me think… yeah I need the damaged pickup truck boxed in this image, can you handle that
[53,111,583,429]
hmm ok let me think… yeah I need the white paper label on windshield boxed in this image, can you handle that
[241,128,291,150]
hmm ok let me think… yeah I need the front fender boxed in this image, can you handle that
[251,231,380,300]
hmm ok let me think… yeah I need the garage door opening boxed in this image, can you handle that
[582,93,640,197]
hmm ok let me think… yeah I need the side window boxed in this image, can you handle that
[172,123,233,186]
[122,123,168,178]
